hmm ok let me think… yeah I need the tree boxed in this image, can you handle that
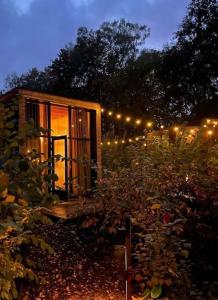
[157,0,218,122]
[48,19,150,103]
[4,68,51,93]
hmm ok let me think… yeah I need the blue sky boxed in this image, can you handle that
[0,0,190,89]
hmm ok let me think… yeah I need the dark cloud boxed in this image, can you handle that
[0,0,190,89]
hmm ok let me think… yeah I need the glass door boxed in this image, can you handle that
[51,136,68,196]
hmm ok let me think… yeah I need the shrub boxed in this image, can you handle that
[97,131,218,298]
[0,98,58,299]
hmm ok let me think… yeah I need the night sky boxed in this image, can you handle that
[0,0,190,89]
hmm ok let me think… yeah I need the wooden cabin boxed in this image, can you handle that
[0,88,102,197]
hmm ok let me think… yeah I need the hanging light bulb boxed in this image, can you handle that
[108,111,113,116]
[147,121,152,128]
[101,108,104,113]
[107,141,111,145]
[206,119,211,124]
[114,141,118,144]
[136,119,141,125]
[174,126,179,132]
[143,143,147,147]
[160,125,164,129]
[208,130,213,136]
[126,117,131,122]
[128,138,132,142]
[203,124,207,128]
[116,114,121,119]
[135,137,139,141]
[121,140,125,144]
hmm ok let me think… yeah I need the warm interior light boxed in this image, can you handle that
[101,108,104,113]
[203,124,207,128]
[126,117,131,122]
[78,118,82,122]
[136,119,141,125]
[128,138,132,142]
[207,119,211,124]
[208,130,213,136]
[160,125,164,129]
[147,122,152,128]
[135,137,139,141]
[114,141,118,144]
[174,127,179,132]
[143,143,147,147]
[116,114,121,119]
[108,111,113,116]
[121,140,125,144]
[107,141,111,145]
[190,129,194,133]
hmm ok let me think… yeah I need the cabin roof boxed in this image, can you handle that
[0,87,101,110]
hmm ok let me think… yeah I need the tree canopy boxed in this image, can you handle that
[3,0,218,124]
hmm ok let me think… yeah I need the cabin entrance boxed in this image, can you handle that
[51,135,68,197]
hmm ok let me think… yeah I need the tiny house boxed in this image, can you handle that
[0,88,102,197]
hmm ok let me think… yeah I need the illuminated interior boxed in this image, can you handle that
[25,100,93,194]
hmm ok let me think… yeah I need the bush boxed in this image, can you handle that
[0,98,58,299]
[97,131,218,298]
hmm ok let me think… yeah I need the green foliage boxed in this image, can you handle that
[97,131,218,298]
[0,97,57,299]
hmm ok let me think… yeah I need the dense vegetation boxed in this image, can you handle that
[3,0,218,125]
[0,98,58,299]
[98,131,218,299]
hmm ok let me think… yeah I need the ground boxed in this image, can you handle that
[22,221,126,300]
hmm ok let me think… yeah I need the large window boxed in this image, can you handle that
[70,108,91,193]
[25,100,96,194]
[25,101,48,161]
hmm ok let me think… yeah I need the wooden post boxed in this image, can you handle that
[125,216,132,300]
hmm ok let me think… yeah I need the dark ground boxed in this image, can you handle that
[22,221,126,300]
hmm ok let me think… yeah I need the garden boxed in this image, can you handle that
[0,0,218,299]
[0,98,217,299]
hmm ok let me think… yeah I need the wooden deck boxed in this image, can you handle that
[40,198,104,219]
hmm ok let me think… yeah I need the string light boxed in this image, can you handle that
[116,114,121,119]
[147,121,152,128]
